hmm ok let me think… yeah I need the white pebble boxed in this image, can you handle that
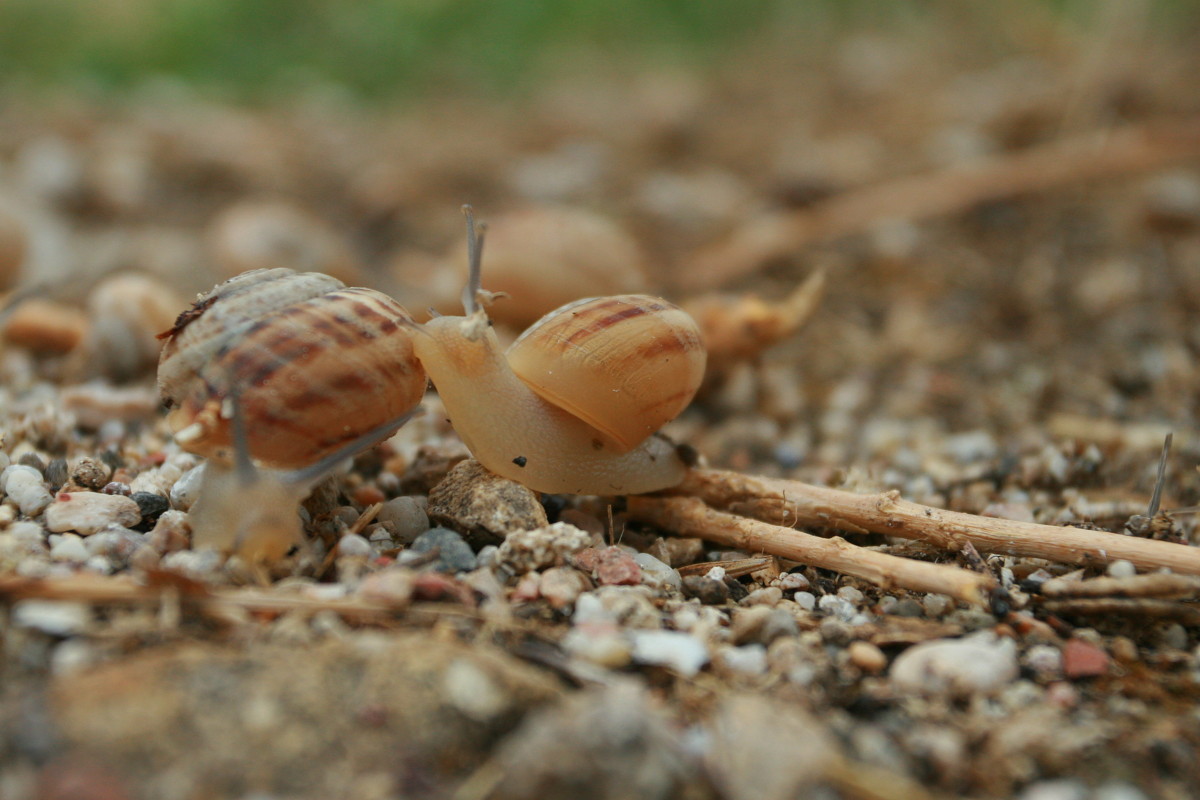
[497,522,591,574]
[779,572,810,591]
[572,592,616,626]
[634,552,681,590]
[51,638,99,676]
[922,593,952,617]
[4,466,54,516]
[49,533,89,563]
[719,644,768,675]
[629,630,709,677]
[169,463,205,511]
[13,600,91,635]
[337,533,372,558]
[794,591,817,611]
[837,586,865,605]
[818,595,856,621]
[1022,644,1063,681]
[160,549,223,580]
[1017,778,1088,800]
[45,492,141,535]
[1106,559,1136,579]
[704,565,727,582]
[891,632,1018,697]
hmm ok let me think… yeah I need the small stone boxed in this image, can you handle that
[629,629,709,676]
[633,552,681,590]
[376,496,430,545]
[1110,636,1138,663]
[169,463,205,511]
[69,457,111,490]
[819,618,853,646]
[45,492,141,535]
[337,533,373,559]
[160,549,223,581]
[1062,638,1110,679]
[131,491,170,524]
[704,565,727,582]
[18,452,46,474]
[83,527,145,568]
[1158,622,1188,651]
[818,594,855,620]
[682,575,729,605]
[719,644,768,675]
[561,625,632,667]
[1093,782,1149,800]
[45,457,68,488]
[102,481,132,496]
[848,641,887,673]
[590,547,641,586]
[427,459,548,546]
[357,567,416,606]
[1106,559,1136,578]
[539,566,589,609]
[50,533,89,563]
[922,593,952,617]
[147,510,190,554]
[793,591,816,611]
[890,633,1019,696]
[510,571,541,602]
[13,600,91,636]
[4,465,54,516]
[498,522,592,574]
[779,572,810,591]
[1016,778,1089,800]
[443,658,511,723]
[892,598,924,617]
[837,586,865,605]
[410,527,477,573]
[660,537,705,567]
[741,586,783,607]
[1023,644,1064,682]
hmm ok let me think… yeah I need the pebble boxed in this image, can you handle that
[1022,644,1064,682]
[890,633,1019,696]
[376,496,430,545]
[13,599,91,636]
[719,644,768,675]
[45,492,141,535]
[848,641,888,673]
[793,591,817,611]
[779,572,810,591]
[633,552,681,590]
[356,567,416,606]
[147,510,190,554]
[1061,638,1110,679]
[577,546,642,586]
[510,571,541,602]
[337,533,373,559]
[922,593,952,617]
[539,566,590,609]
[818,594,856,621]
[169,464,205,510]
[837,585,865,605]
[1093,782,1149,800]
[49,533,89,563]
[658,536,705,567]
[83,527,145,567]
[427,459,548,546]
[1106,559,1136,578]
[629,629,709,676]
[891,598,924,617]
[498,522,592,574]
[131,491,170,524]
[160,549,223,580]
[7,521,47,551]
[1016,778,1088,800]
[731,606,798,645]
[682,575,729,605]
[741,586,783,607]
[3,465,54,515]
[409,527,477,573]
[561,626,632,668]
[69,456,111,490]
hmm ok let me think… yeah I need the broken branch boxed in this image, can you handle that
[675,469,1200,576]
[626,495,996,606]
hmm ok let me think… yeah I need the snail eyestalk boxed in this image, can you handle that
[460,205,487,316]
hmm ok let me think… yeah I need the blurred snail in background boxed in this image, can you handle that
[157,206,706,496]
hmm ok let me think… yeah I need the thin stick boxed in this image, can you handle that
[683,116,1200,290]
[1039,573,1200,600]
[674,469,1200,576]
[626,496,996,606]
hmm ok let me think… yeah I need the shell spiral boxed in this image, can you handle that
[157,268,425,469]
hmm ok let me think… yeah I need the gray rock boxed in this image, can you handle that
[376,495,429,545]
[411,527,477,573]
[169,463,205,511]
[891,632,1018,697]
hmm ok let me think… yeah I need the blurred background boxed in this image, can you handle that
[1,0,1199,500]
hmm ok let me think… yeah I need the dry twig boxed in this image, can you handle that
[684,116,1200,290]
[1040,598,1200,625]
[626,495,996,606]
[1039,573,1200,599]
[671,470,1200,575]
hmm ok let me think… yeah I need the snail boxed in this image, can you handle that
[158,206,705,496]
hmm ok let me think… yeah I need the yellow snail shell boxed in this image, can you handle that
[507,294,706,453]
[157,268,425,469]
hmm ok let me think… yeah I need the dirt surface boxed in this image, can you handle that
[2,13,1200,800]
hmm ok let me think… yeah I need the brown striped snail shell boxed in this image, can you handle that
[507,294,705,453]
[157,268,425,469]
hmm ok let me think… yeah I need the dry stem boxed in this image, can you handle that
[683,116,1200,290]
[674,469,1200,576]
[626,495,996,606]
